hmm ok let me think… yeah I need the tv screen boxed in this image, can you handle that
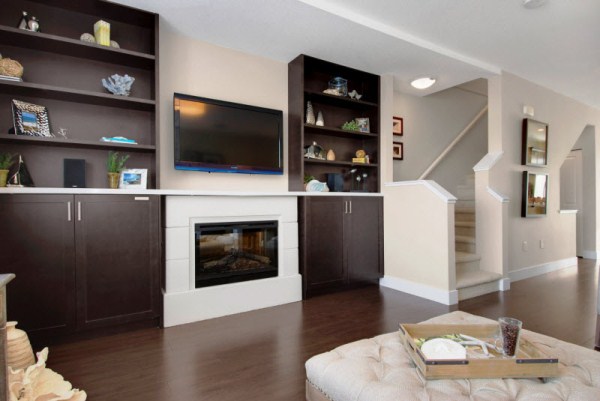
[174,93,283,175]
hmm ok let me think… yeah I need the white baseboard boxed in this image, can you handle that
[581,250,597,260]
[508,257,578,282]
[380,276,458,305]
[163,274,302,327]
[458,278,509,301]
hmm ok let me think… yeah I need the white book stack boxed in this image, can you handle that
[0,75,23,82]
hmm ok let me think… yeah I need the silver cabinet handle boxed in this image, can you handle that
[349,200,352,214]
[77,201,82,221]
[67,201,71,221]
[344,200,348,214]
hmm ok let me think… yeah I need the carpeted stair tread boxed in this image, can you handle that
[455,251,480,263]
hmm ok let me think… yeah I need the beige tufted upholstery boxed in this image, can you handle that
[306,311,600,401]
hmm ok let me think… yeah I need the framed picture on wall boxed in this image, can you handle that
[522,118,548,167]
[393,116,403,136]
[521,171,548,217]
[393,142,403,160]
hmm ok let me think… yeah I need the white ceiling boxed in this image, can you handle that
[112,0,600,108]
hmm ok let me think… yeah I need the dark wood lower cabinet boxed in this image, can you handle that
[0,195,76,337]
[75,195,160,330]
[0,194,161,342]
[300,196,383,297]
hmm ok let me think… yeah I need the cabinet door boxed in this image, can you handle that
[75,195,160,330]
[345,197,382,284]
[301,197,346,296]
[0,195,76,337]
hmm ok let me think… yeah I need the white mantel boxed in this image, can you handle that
[163,195,302,327]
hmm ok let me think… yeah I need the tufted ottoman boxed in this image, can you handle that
[305,311,600,401]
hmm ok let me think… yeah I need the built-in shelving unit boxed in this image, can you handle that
[0,0,159,188]
[288,55,381,192]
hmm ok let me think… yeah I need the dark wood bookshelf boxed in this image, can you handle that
[0,25,155,69]
[0,133,156,152]
[304,159,379,168]
[288,55,381,193]
[0,0,159,188]
[0,80,155,111]
[304,90,379,109]
[303,124,378,138]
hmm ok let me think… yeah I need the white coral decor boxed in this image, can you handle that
[101,74,135,96]
[9,348,87,401]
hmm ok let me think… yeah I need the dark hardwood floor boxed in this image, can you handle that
[43,259,598,400]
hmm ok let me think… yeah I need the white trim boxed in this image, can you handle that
[558,209,578,214]
[458,278,508,301]
[379,276,458,305]
[473,151,504,172]
[581,250,597,260]
[384,180,457,204]
[508,257,578,282]
[163,275,302,327]
[486,187,509,203]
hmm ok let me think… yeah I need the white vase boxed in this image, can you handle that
[316,111,325,126]
[306,101,316,125]
[7,321,35,370]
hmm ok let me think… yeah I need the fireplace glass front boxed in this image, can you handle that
[194,221,278,288]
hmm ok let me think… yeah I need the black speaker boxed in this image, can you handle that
[63,159,86,188]
[326,173,344,192]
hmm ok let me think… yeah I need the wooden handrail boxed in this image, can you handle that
[418,105,488,180]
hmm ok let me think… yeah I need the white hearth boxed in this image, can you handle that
[163,195,301,327]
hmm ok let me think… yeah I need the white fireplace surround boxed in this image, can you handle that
[164,196,301,327]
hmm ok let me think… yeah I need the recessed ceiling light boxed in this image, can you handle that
[523,0,548,9]
[411,77,436,90]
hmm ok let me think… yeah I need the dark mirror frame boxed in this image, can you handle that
[522,118,549,167]
[521,171,548,218]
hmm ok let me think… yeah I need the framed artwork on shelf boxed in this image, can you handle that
[119,169,148,189]
[355,117,370,133]
[11,100,52,137]
[393,142,403,160]
[393,116,403,136]
[522,118,548,167]
[521,171,548,217]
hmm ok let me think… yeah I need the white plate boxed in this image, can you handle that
[421,338,467,360]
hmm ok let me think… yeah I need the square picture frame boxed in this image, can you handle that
[393,116,403,136]
[12,99,52,137]
[119,169,148,189]
[393,142,403,160]
[355,117,370,133]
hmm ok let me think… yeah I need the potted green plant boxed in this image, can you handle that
[106,151,129,189]
[0,153,15,187]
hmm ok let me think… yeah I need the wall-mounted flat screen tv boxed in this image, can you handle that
[174,93,283,175]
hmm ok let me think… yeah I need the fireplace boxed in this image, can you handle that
[194,221,278,288]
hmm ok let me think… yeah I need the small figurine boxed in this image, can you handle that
[17,11,29,30]
[27,16,40,32]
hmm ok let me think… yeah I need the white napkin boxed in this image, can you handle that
[421,338,467,359]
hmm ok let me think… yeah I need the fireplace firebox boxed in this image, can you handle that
[194,221,278,288]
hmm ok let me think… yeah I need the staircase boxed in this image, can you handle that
[455,175,503,300]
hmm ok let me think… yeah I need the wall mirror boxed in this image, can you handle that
[522,118,548,166]
[522,171,548,217]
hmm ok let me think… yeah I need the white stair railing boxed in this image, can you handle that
[419,106,488,180]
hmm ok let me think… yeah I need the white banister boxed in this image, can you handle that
[419,105,488,180]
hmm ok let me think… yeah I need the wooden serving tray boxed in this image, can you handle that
[399,323,559,379]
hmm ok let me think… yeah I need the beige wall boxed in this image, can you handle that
[488,73,600,272]
[393,87,487,193]
[383,182,455,291]
[159,21,288,190]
